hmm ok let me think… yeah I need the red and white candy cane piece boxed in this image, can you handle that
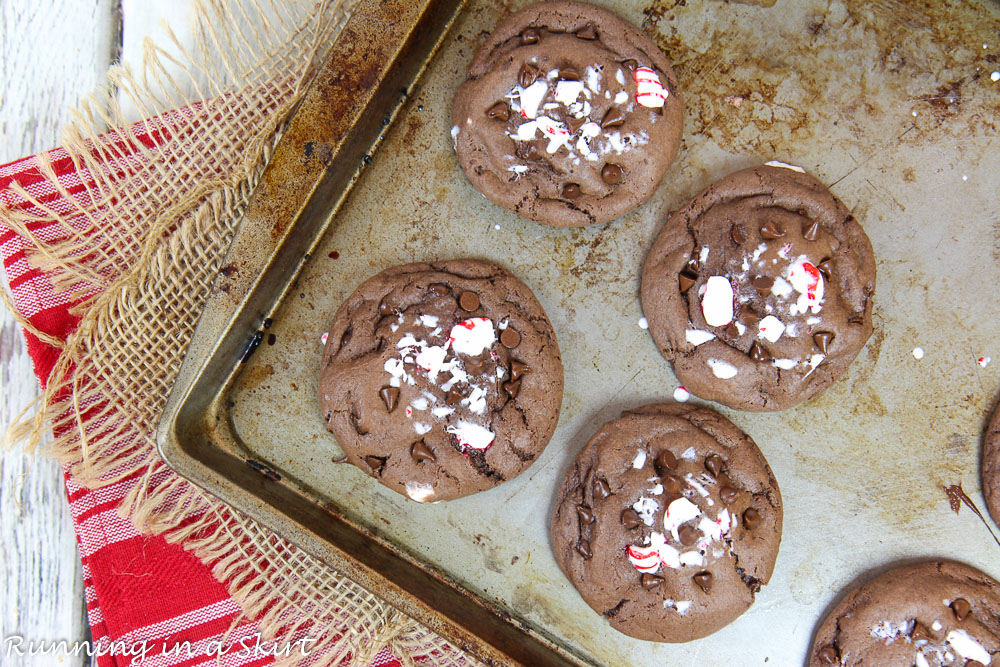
[626,544,660,573]
[787,258,824,313]
[633,66,668,108]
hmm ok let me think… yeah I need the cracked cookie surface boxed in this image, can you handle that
[810,560,1000,666]
[318,259,563,502]
[640,163,877,411]
[550,403,782,642]
[451,1,683,227]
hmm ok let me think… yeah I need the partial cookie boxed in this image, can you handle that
[810,560,1000,666]
[451,1,683,227]
[319,260,563,502]
[984,401,1000,527]
[640,163,877,411]
[550,403,782,642]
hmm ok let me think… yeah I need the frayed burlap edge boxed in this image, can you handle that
[1,1,477,665]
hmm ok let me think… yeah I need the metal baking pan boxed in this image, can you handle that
[158,0,1000,664]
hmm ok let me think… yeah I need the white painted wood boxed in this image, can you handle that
[0,1,117,664]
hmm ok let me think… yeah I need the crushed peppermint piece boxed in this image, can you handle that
[405,482,435,503]
[764,160,806,173]
[701,277,735,327]
[446,420,495,450]
[978,356,991,367]
[673,386,691,402]
[633,450,647,469]
[634,66,668,107]
[707,358,738,379]
[912,347,925,360]
[686,329,717,346]
[638,317,649,329]
[321,332,329,345]
[757,315,786,343]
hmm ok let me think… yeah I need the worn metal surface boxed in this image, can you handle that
[162,0,1000,664]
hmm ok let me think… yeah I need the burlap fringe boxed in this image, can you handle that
[1,1,475,664]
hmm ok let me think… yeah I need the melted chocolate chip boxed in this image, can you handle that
[519,63,540,88]
[752,275,774,296]
[379,386,400,412]
[575,23,598,40]
[693,571,713,593]
[803,220,820,241]
[641,573,663,590]
[731,225,747,244]
[725,322,740,339]
[705,454,726,477]
[817,258,833,279]
[592,476,611,499]
[519,28,540,45]
[503,379,522,399]
[577,505,595,524]
[662,475,683,495]
[679,272,697,293]
[760,221,785,239]
[813,331,834,354]
[749,341,771,362]
[576,540,593,559]
[601,107,625,128]
[951,597,972,621]
[558,67,580,81]
[742,310,761,326]
[486,102,510,121]
[510,360,529,380]
[742,507,760,530]
[500,328,521,348]
[428,282,450,297]
[464,356,487,375]
[565,115,586,134]
[911,622,930,642]
[601,163,623,185]
[620,59,638,72]
[410,440,435,463]
[719,485,739,504]
[562,183,582,199]
[621,508,642,530]
[459,290,480,311]
[363,455,386,476]
[655,449,678,472]
[678,523,699,546]
[816,646,839,664]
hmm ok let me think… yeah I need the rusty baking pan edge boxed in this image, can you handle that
[156,0,587,664]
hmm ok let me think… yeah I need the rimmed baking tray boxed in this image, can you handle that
[159,0,1000,664]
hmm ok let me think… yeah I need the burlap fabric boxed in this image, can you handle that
[1,1,477,664]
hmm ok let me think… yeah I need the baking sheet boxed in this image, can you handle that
[227,0,1000,663]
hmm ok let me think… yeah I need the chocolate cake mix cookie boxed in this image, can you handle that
[810,560,1000,666]
[640,163,877,411]
[319,260,563,502]
[451,1,683,227]
[984,401,1000,527]
[550,403,782,642]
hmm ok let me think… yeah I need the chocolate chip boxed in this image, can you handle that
[760,221,785,239]
[910,622,930,642]
[486,102,510,121]
[379,386,400,412]
[655,449,678,472]
[678,523,699,546]
[429,282,450,296]
[363,455,386,476]
[459,290,480,311]
[502,379,521,399]
[575,23,597,40]
[803,220,820,241]
[813,331,834,354]
[705,454,726,477]
[410,440,435,463]
[641,573,663,590]
[519,28,540,45]
[500,328,521,348]
[749,340,771,362]
[816,646,839,664]
[693,571,713,593]
[562,183,581,199]
[742,507,760,530]
[679,272,697,293]
[725,322,740,338]
[742,310,761,325]
[577,505,595,524]
[662,475,683,495]
[576,540,593,559]
[519,63,541,88]
[752,275,774,296]
[951,597,972,621]
[621,508,642,530]
[601,163,623,185]
[558,67,580,81]
[516,142,543,160]
[719,485,739,504]
[686,257,701,275]
[464,356,486,375]
[817,258,833,279]
[600,107,625,128]
[966,662,986,667]
[592,476,611,499]
[565,115,586,134]
[510,360,529,380]
[620,59,638,72]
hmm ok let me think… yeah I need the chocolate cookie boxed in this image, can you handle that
[640,163,877,411]
[810,560,1000,666]
[984,401,1000,527]
[451,1,683,227]
[319,260,563,502]
[550,403,782,642]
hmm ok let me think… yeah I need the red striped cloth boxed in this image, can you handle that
[0,123,404,666]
